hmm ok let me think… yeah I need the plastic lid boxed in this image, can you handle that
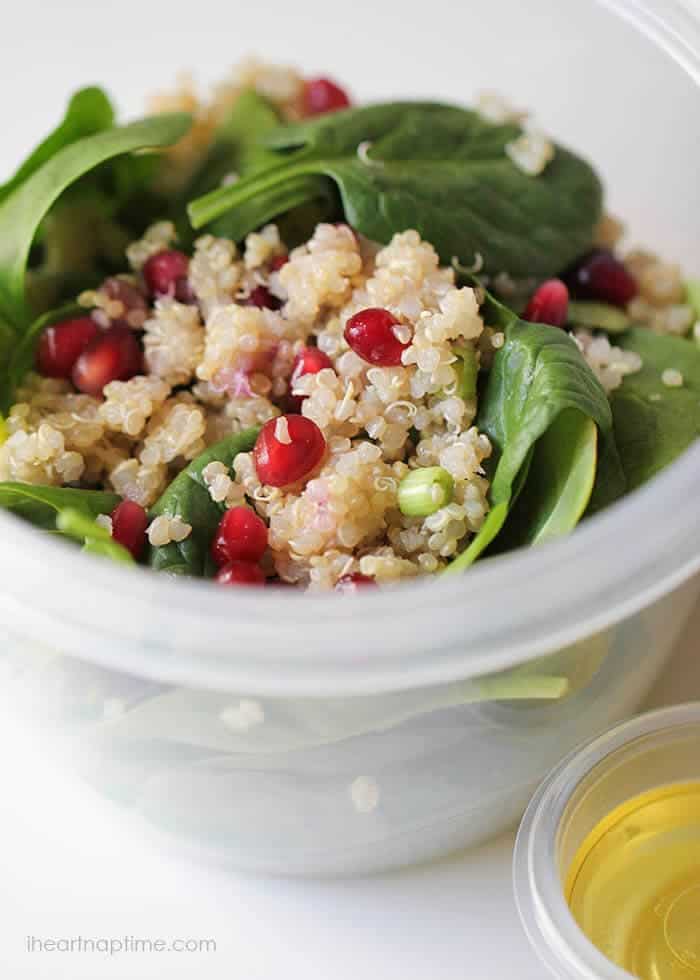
[513,702,700,979]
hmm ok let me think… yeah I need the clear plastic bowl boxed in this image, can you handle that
[1,0,700,873]
[513,702,700,979]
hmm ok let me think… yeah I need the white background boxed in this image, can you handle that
[1,0,700,976]
[1,611,699,980]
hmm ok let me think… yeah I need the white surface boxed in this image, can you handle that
[0,604,698,980]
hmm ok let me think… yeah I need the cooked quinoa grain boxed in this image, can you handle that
[662,368,684,388]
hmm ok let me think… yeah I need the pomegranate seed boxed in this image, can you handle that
[270,255,289,272]
[96,276,149,328]
[523,279,569,327]
[563,249,638,307]
[253,415,326,487]
[174,277,197,304]
[216,560,266,587]
[344,307,410,366]
[142,250,190,298]
[36,317,99,378]
[246,285,282,310]
[303,77,351,116]
[72,327,143,396]
[211,507,268,567]
[110,500,149,560]
[335,573,377,593]
[289,346,334,410]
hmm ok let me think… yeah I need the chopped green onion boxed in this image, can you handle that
[454,344,479,399]
[567,300,630,334]
[685,280,700,321]
[398,466,454,517]
[56,507,134,564]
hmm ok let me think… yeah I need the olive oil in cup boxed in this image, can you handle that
[566,782,700,977]
[514,705,700,980]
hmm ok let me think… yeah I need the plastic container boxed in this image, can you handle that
[514,702,700,979]
[1,0,700,874]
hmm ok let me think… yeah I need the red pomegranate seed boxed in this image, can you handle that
[72,327,143,396]
[303,77,351,116]
[174,277,197,305]
[563,249,638,307]
[253,415,326,487]
[142,250,190,298]
[216,560,266,587]
[344,308,410,366]
[110,500,149,560]
[335,573,377,593]
[36,317,99,378]
[211,507,268,567]
[270,255,289,272]
[288,346,334,409]
[97,276,149,328]
[523,279,570,328]
[291,347,333,384]
[246,285,282,310]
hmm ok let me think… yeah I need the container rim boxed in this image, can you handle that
[1,0,700,695]
[513,702,700,980]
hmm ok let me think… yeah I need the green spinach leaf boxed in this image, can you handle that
[181,90,337,246]
[189,102,602,279]
[0,87,115,205]
[0,483,120,532]
[603,328,700,492]
[0,111,191,330]
[148,428,259,577]
[492,409,598,551]
[180,89,281,206]
[445,292,622,573]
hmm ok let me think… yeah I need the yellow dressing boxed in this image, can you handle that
[566,782,700,979]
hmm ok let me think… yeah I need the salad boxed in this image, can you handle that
[0,60,697,591]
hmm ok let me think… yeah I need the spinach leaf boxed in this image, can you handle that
[603,328,700,492]
[0,483,120,532]
[491,409,598,551]
[180,89,281,207]
[189,102,603,279]
[445,292,622,573]
[0,302,83,413]
[0,316,15,373]
[181,90,337,246]
[148,428,259,577]
[0,87,115,205]
[0,88,158,319]
[0,111,191,330]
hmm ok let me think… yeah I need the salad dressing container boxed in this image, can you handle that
[514,703,700,979]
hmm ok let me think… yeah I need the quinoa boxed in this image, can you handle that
[505,130,555,177]
[623,249,694,336]
[147,514,192,547]
[661,368,684,388]
[3,217,498,585]
[573,329,643,394]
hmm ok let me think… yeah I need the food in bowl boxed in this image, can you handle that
[0,60,697,590]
